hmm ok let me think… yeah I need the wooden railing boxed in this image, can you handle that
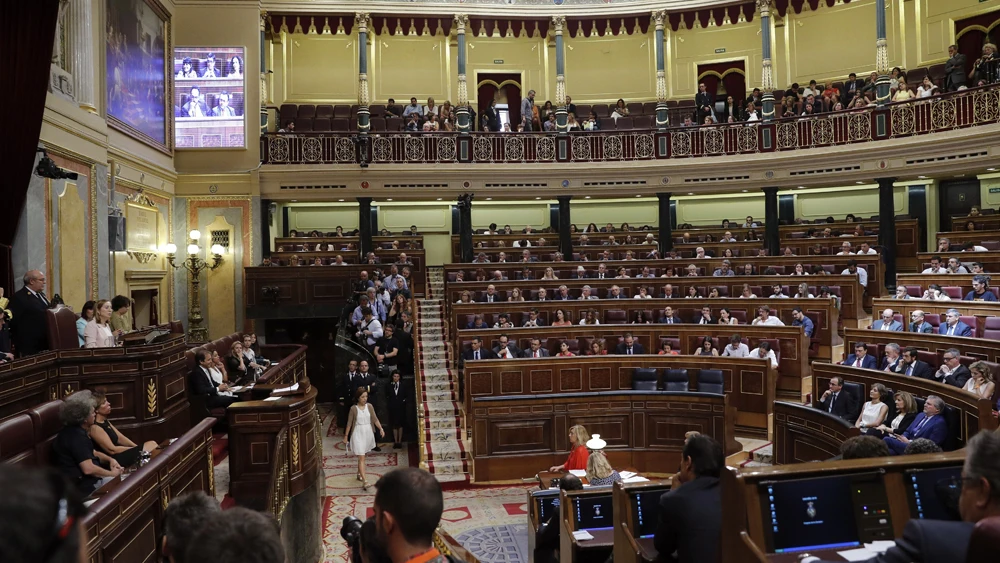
[261,84,1000,165]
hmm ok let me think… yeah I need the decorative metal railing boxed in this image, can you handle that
[260,84,1000,165]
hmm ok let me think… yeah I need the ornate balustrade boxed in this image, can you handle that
[260,85,1000,165]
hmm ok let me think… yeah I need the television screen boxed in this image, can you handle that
[761,474,862,553]
[630,489,665,539]
[573,494,613,531]
[905,466,963,521]
[173,47,245,148]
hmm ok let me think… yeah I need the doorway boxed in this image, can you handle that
[938,179,981,230]
[130,289,158,329]
[477,73,521,131]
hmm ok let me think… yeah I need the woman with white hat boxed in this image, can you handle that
[585,434,621,486]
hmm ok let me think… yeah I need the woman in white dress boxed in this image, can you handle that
[854,383,889,431]
[84,299,122,348]
[964,361,996,400]
[343,388,384,490]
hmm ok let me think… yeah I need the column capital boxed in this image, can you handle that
[557,195,572,203]
[656,192,673,200]
[756,0,771,18]
[454,14,469,33]
[875,177,898,187]
[551,15,566,34]
[260,11,268,31]
[355,12,370,33]
[651,10,666,31]
[761,186,779,195]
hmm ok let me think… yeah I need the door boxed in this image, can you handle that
[938,179,981,230]
[477,73,521,131]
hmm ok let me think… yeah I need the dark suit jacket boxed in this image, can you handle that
[694,315,716,325]
[818,519,973,563]
[9,287,50,356]
[484,106,499,131]
[910,321,934,333]
[938,321,973,337]
[493,345,522,359]
[615,342,645,355]
[843,354,877,369]
[695,92,714,119]
[461,347,497,362]
[653,477,721,563]
[937,365,971,388]
[840,79,865,102]
[944,53,968,90]
[345,371,376,402]
[815,390,857,421]
[881,357,902,372]
[901,360,934,379]
[658,315,683,324]
[478,294,500,303]
[902,413,948,446]
[886,412,918,436]
[189,367,223,405]
[520,348,551,358]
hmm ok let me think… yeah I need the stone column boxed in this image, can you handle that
[763,187,779,257]
[877,178,897,291]
[553,16,568,132]
[557,196,573,258]
[70,0,94,111]
[758,0,775,120]
[458,194,474,263]
[657,193,673,255]
[874,0,891,105]
[356,12,371,164]
[455,15,471,133]
[358,197,373,258]
[260,11,268,133]
[652,11,669,130]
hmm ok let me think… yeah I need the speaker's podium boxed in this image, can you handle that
[227,376,322,512]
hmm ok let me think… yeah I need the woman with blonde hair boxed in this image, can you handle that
[872,391,918,438]
[584,435,621,486]
[84,299,123,348]
[964,361,996,400]
[548,424,590,472]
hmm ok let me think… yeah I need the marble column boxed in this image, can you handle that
[874,0,891,105]
[260,11,268,133]
[69,0,94,110]
[657,193,673,255]
[758,0,775,120]
[553,16,567,132]
[557,196,572,258]
[458,195,474,263]
[652,11,668,130]
[358,197,373,258]
[455,15,470,133]
[763,187,779,257]
[877,178,897,291]
[356,12,371,164]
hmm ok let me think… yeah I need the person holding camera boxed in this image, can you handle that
[372,467,467,563]
[344,387,385,490]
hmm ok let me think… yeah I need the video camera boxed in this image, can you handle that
[341,516,391,563]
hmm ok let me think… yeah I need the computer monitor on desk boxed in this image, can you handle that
[905,465,963,522]
[630,489,666,539]
[758,471,894,554]
[574,493,614,532]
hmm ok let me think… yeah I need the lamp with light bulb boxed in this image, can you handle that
[164,230,225,343]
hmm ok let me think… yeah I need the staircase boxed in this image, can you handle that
[416,267,472,484]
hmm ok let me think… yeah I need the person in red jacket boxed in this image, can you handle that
[548,425,590,472]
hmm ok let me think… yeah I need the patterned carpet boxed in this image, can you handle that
[317,404,536,563]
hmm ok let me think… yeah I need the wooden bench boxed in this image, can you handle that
[870,297,1000,339]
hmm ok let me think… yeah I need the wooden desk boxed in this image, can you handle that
[916,250,1000,274]
[227,384,320,510]
[612,480,670,563]
[772,401,861,464]
[895,273,983,298]
[870,297,1000,338]
[470,390,734,481]
[560,487,616,563]
[949,214,1000,231]
[844,327,1000,366]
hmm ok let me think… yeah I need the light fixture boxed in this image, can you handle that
[386,198,393,201]
[855,181,864,185]
[584,196,591,199]
[918,175,927,179]
[687,192,694,196]
[742,190,748,193]
[486,197,493,200]
[436,197,442,201]
[535,197,541,200]
[165,231,226,343]
[797,186,806,189]
[988,168,997,172]
[339,198,345,202]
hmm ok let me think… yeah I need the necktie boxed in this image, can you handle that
[599,273,604,279]
[394,383,399,394]
[667,318,672,324]
[829,393,837,412]
[883,323,890,331]
[37,292,48,306]
[475,351,480,360]
[534,351,539,358]
[628,347,633,355]
[916,416,929,432]
[906,366,912,376]
[855,358,862,367]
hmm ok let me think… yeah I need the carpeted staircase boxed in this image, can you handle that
[416,267,472,484]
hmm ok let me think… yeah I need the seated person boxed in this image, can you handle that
[815,376,857,422]
[883,395,948,455]
[871,390,919,439]
[52,391,124,495]
[534,474,584,563]
[89,391,158,467]
[791,307,815,337]
[190,349,240,409]
[808,430,1000,563]
[930,348,971,388]
[109,295,133,334]
[872,308,903,331]
[461,336,496,362]
[240,334,263,373]
[466,314,489,329]
[754,341,779,368]
[584,435,621,486]
[615,332,645,355]
[548,424,591,473]
[964,275,997,301]
[654,435,724,563]
[225,341,250,382]
[843,342,876,369]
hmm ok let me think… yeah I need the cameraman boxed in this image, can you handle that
[374,468,466,563]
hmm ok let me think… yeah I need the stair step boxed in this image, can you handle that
[424,440,470,461]
[424,402,461,417]
[425,459,470,475]
[424,415,463,429]
[424,428,463,442]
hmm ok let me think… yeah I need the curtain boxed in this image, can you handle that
[149,290,159,326]
[0,0,61,262]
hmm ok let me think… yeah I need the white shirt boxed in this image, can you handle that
[739,293,758,299]
[721,343,750,358]
[964,246,989,252]
[752,316,785,327]
[755,349,779,368]
[921,266,947,274]
[836,251,855,256]
[856,248,878,255]
[633,294,652,299]
[578,319,600,325]
[84,320,116,348]
[842,267,868,287]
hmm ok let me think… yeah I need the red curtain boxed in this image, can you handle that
[477,73,521,131]
[0,0,61,289]
[955,10,1000,79]
[697,61,747,101]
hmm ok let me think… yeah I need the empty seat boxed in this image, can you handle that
[642,102,658,115]
[279,103,298,122]
[369,117,386,132]
[664,369,689,392]
[333,105,351,118]
[697,369,724,394]
[599,117,616,131]
[385,117,403,131]
[315,104,334,118]
[576,104,592,118]
[312,117,331,131]
[960,315,978,337]
[615,117,634,130]
[626,102,643,115]
[605,309,627,324]
[632,368,659,391]
[942,286,963,299]
[369,104,386,116]
[297,104,316,118]
[592,103,610,117]
[294,117,313,131]
[331,118,350,131]
[985,317,1000,341]
[633,115,652,129]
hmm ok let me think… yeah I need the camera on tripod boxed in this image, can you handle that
[34,149,79,180]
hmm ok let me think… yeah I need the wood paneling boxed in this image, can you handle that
[772,401,861,464]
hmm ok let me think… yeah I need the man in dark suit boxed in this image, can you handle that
[658,306,682,324]
[461,337,497,363]
[815,376,857,422]
[931,348,971,388]
[189,350,239,409]
[478,285,500,303]
[897,347,934,378]
[816,430,999,563]
[938,309,972,337]
[944,45,967,91]
[338,359,360,427]
[521,338,551,358]
[653,435,724,563]
[909,310,934,333]
[884,395,949,455]
[535,474,583,563]
[839,72,865,104]
[8,270,51,356]
[842,342,877,369]
[693,306,715,325]
[492,334,522,359]
[615,333,645,355]
[565,95,577,119]
[695,83,714,123]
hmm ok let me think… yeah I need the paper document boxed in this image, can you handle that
[263,396,282,401]
[622,476,649,483]
[274,382,299,393]
[866,541,895,552]
[619,471,637,479]
[837,545,892,562]
[571,531,594,541]
[228,386,244,392]
[568,469,587,477]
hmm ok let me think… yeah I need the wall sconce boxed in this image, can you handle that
[164,229,225,343]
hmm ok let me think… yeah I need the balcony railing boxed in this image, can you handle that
[261,84,1000,165]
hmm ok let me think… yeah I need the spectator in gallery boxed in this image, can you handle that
[883,395,948,455]
[521,89,537,131]
[211,92,237,117]
[944,44,967,91]
[405,113,420,131]
[277,120,295,133]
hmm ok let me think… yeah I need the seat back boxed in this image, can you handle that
[29,400,64,466]
[0,413,36,464]
[967,516,1000,563]
[604,309,627,324]
[696,369,724,394]
[632,368,659,391]
[46,306,79,350]
[664,369,689,392]
[960,316,978,337]
[841,381,864,421]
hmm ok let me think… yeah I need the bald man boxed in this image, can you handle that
[9,270,51,356]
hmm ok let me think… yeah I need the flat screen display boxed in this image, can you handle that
[905,466,963,521]
[173,47,245,148]
[573,494,613,531]
[536,493,558,522]
[761,474,862,554]
[631,489,665,539]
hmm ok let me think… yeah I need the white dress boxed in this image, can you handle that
[859,401,886,428]
[349,404,377,456]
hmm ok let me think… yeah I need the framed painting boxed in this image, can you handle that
[106,0,172,154]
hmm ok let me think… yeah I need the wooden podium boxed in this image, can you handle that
[227,379,321,511]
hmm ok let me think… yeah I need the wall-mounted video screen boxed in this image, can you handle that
[173,47,245,149]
